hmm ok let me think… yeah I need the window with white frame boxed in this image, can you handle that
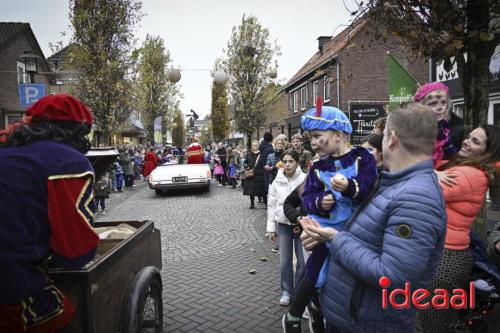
[5,114,23,128]
[300,87,306,110]
[313,80,318,105]
[452,103,464,119]
[324,77,331,103]
[17,62,30,83]
[294,91,299,113]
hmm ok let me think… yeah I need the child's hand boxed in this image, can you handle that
[264,165,273,172]
[265,232,276,243]
[331,174,348,192]
[321,194,334,210]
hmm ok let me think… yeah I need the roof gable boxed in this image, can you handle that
[285,17,368,90]
[0,22,50,71]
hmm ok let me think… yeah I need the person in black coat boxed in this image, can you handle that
[259,132,274,204]
[243,140,266,208]
[216,142,228,185]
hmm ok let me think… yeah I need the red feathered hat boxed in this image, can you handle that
[27,94,93,125]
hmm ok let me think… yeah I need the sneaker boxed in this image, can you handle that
[279,295,291,306]
[282,314,301,333]
[307,303,325,333]
[249,205,255,209]
[101,210,106,215]
[217,183,223,187]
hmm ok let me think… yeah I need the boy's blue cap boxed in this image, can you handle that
[301,97,352,134]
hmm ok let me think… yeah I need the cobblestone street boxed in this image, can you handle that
[98,183,290,333]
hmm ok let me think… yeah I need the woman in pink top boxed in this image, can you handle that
[420,124,500,333]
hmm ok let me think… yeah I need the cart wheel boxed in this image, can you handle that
[154,189,163,196]
[122,267,163,333]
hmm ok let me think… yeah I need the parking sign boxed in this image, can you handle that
[18,83,46,108]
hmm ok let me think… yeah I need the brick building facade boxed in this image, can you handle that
[0,23,51,130]
[284,17,429,140]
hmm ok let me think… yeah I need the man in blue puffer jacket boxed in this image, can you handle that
[300,103,447,333]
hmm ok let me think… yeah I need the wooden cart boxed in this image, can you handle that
[49,220,162,333]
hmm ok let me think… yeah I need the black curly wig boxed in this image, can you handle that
[1,119,91,153]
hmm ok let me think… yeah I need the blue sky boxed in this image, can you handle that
[1,0,357,117]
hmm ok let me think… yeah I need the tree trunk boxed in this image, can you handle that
[246,131,253,151]
[456,51,491,134]
[456,0,496,133]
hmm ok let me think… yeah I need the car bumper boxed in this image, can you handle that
[149,179,210,190]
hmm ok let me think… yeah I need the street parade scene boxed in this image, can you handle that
[1,1,500,333]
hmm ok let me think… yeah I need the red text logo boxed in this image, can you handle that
[379,276,475,310]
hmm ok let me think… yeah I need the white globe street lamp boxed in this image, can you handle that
[167,68,181,83]
[213,70,227,83]
[269,68,278,79]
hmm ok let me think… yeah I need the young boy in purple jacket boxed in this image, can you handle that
[282,98,377,333]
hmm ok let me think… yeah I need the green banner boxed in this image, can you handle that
[388,53,418,111]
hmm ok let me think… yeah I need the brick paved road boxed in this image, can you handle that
[99,183,297,333]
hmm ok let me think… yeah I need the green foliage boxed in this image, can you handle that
[222,15,281,147]
[68,0,143,144]
[131,34,180,143]
[210,65,231,141]
[171,108,185,147]
[200,122,213,147]
[355,0,500,131]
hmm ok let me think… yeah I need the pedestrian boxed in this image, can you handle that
[300,102,447,333]
[216,142,228,185]
[266,149,307,306]
[259,132,275,204]
[361,133,384,172]
[213,154,224,185]
[243,140,266,209]
[227,147,239,188]
[290,133,313,173]
[113,159,124,192]
[282,98,377,333]
[119,148,134,190]
[94,174,110,215]
[265,136,287,187]
[302,131,313,153]
[372,116,386,135]
[142,147,159,180]
[133,150,142,180]
[419,124,500,333]
[413,82,460,163]
[0,94,99,333]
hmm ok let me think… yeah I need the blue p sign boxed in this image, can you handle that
[18,84,46,108]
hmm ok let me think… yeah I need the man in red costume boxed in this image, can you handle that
[186,136,205,164]
[0,94,99,333]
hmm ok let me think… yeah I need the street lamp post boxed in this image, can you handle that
[17,51,44,83]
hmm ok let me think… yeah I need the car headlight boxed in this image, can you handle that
[149,173,155,183]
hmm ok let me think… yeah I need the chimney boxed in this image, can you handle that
[317,36,331,53]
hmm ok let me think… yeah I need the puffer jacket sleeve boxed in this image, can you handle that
[284,187,302,225]
[266,182,278,233]
[329,181,446,289]
[440,166,487,203]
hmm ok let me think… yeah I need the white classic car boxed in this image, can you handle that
[148,162,211,195]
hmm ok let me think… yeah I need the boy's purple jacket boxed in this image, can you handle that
[302,146,377,217]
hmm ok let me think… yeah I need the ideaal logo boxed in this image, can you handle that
[379,276,475,310]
